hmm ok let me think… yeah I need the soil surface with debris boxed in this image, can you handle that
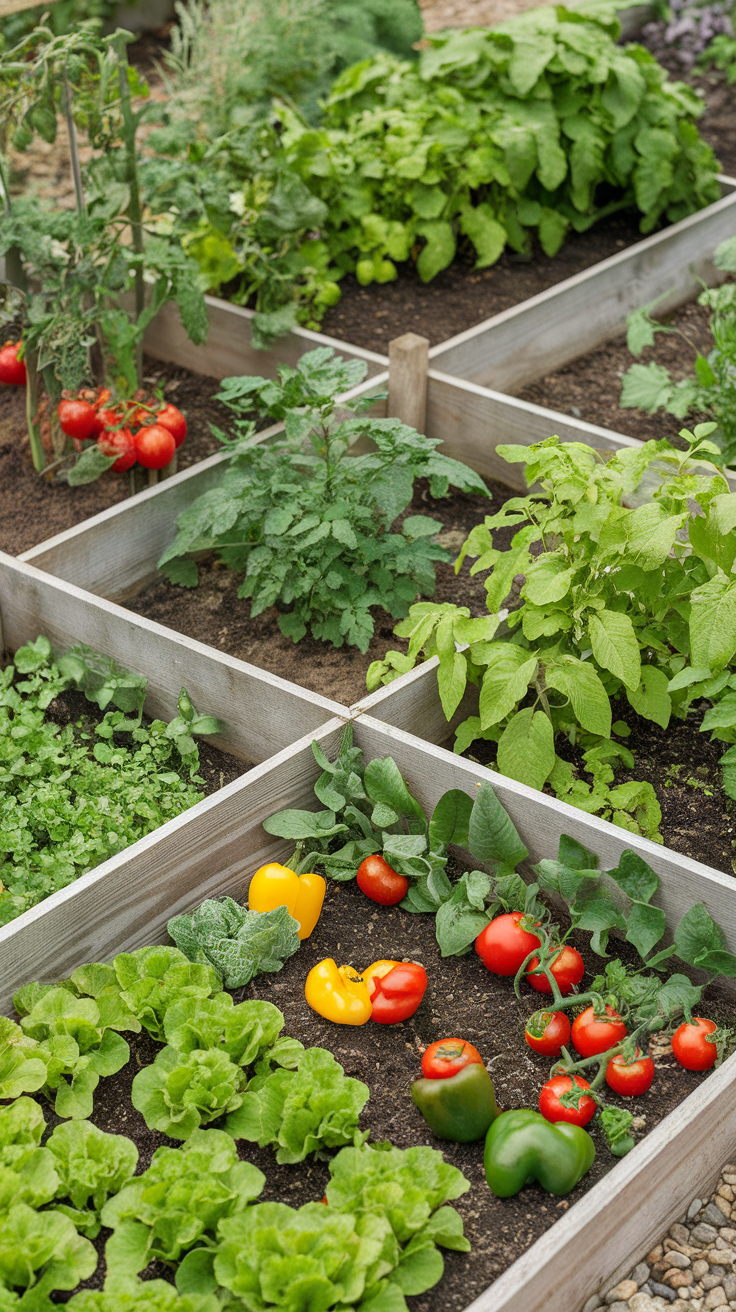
[0,357,233,558]
[25,870,736,1304]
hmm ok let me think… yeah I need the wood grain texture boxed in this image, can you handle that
[0,552,347,762]
[429,182,736,390]
[20,374,389,598]
[0,720,345,1015]
[144,294,388,381]
[388,334,429,434]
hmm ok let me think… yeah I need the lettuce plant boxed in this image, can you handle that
[0,1204,96,1306]
[225,1046,369,1163]
[162,994,294,1070]
[111,947,224,1043]
[0,1097,58,1217]
[0,1019,48,1101]
[167,897,301,988]
[68,1276,219,1312]
[325,1142,470,1247]
[18,987,131,1120]
[47,1121,138,1239]
[101,1129,265,1278]
[131,1046,246,1141]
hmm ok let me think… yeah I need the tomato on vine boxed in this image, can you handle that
[98,428,136,472]
[672,1018,718,1071]
[475,913,541,976]
[527,945,584,995]
[572,1005,627,1058]
[539,1074,596,1127]
[356,855,408,906]
[58,399,97,442]
[135,424,175,470]
[421,1038,483,1080]
[155,402,187,448]
[525,1010,571,1057]
[0,342,26,386]
[605,1050,654,1097]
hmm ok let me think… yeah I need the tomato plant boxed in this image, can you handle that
[539,1074,596,1127]
[356,855,408,906]
[135,424,176,470]
[58,399,97,441]
[475,913,541,976]
[0,341,26,386]
[605,1050,654,1097]
[421,1038,483,1079]
[527,945,584,996]
[571,1005,627,1058]
[525,1010,571,1058]
[98,429,137,472]
[672,1018,718,1071]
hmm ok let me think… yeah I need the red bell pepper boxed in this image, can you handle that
[363,959,427,1024]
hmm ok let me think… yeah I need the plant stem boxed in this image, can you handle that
[24,348,46,474]
[112,32,145,389]
[63,67,86,218]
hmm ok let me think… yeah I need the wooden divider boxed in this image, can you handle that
[429,179,736,392]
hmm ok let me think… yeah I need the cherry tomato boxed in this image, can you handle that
[572,1005,627,1058]
[672,1018,718,1072]
[0,342,26,386]
[525,1009,571,1058]
[539,1074,596,1127]
[155,402,187,448]
[527,945,584,996]
[605,1050,654,1097]
[356,855,408,906]
[135,423,175,470]
[98,428,136,472]
[421,1038,483,1080]
[475,912,541,976]
[363,960,427,1024]
[58,399,97,441]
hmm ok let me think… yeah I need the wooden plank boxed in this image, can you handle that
[144,295,388,382]
[388,334,429,433]
[21,373,388,597]
[429,182,736,391]
[0,552,348,763]
[0,720,345,1015]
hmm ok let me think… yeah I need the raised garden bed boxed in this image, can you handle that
[5,712,736,1312]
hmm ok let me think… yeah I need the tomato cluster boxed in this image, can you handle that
[0,341,26,387]
[57,388,187,472]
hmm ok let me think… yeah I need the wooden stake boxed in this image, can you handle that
[388,333,429,434]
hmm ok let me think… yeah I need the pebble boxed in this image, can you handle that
[650,1281,678,1302]
[671,1227,692,1245]
[667,1254,693,1270]
[692,1226,720,1246]
[607,1283,639,1303]
[702,1289,726,1308]
[582,1298,602,1312]
[689,1202,704,1220]
[703,1206,729,1229]
[633,1265,653,1288]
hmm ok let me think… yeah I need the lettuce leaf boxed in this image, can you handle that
[163,994,287,1068]
[131,1045,245,1141]
[167,898,301,988]
[47,1120,138,1238]
[68,1274,219,1311]
[0,1203,96,1300]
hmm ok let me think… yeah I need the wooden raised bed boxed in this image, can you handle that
[3,707,736,1312]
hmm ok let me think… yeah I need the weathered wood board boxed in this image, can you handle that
[429,180,736,391]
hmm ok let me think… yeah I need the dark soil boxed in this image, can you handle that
[0,356,233,558]
[515,298,715,442]
[34,874,736,1305]
[124,476,516,708]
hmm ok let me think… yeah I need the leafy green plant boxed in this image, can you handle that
[17,986,133,1119]
[174,1140,470,1308]
[0,1204,97,1306]
[224,1046,370,1163]
[157,348,488,651]
[163,994,301,1072]
[109,946,223,1043]
[369,425,736,838]
[697,31,736,81]
[68,1275,219,1312]
[47,1120,138,1239]
[167,897,301,987]
[620,235,736,463]
[131,1045,247,1141]
[101,1129,265,1278]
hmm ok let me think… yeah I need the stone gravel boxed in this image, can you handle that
[580,1169,736,1311]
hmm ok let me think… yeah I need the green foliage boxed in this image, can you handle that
[371,425,736,837]
[101,1129,265,1277]
[162,994,293,1071]
[158,348,488,652]
[0,639,220,926]
[697,33,736,83]
[620,236,736,464]
[167,897,301,987]
[110,946,223,1043]
[0,1204,97,1305]
[16,987,132,1120]
[131,1044,247,1141]
[224,1046,370,1164]
[46,1120,138,1238]
[68,1275,219,1312]
[325,1141,471,1246]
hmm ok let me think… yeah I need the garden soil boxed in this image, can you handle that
[40,875,736,1305]
[0,357,234,558]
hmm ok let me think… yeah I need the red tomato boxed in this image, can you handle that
[98,428,136,472]
[0,342,26,386]
[58,399,97,441]
[672,1018,718,1072]
[605,1050,654,1097]
[475,913,541,976]
[356,855,408,906]
[572,1005,627,1058]
[539,1074,596,1127]
[421,1038,483,1080]
[93,388,111,410]
[364,960,427,1024]
[527,945,584,996]
[135,423,175,470]
[525,1009,571,1058]
[155,402,187,448]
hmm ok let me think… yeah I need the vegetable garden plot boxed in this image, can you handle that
[4,715,736,1312]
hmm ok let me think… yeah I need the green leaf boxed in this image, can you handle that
[435,873,493,957]
[478,648,537,730]
[496,707,555,790]
[620,362,677,412]
[66,446,118,486]
[625,901,666,961]
[428,790,474,851]
[625,503,687,569]
[689,573,736,672]
[364,757,427,831]
[675,903,736,976]
[546,656,612,737]
[168,899,301,988]
[459,202,506,268]
[416,220,456,282]
[610,850,659,903]
[262,809,347,840]
[468,782,528,869]
[589,610,641,691]
[626,666,671,729]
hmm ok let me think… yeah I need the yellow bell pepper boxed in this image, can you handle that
[304,958,372,1025]
[248,863,325,940]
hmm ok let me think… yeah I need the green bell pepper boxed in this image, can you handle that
[411,1062,499,1143]
[484,1109,595,1197]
